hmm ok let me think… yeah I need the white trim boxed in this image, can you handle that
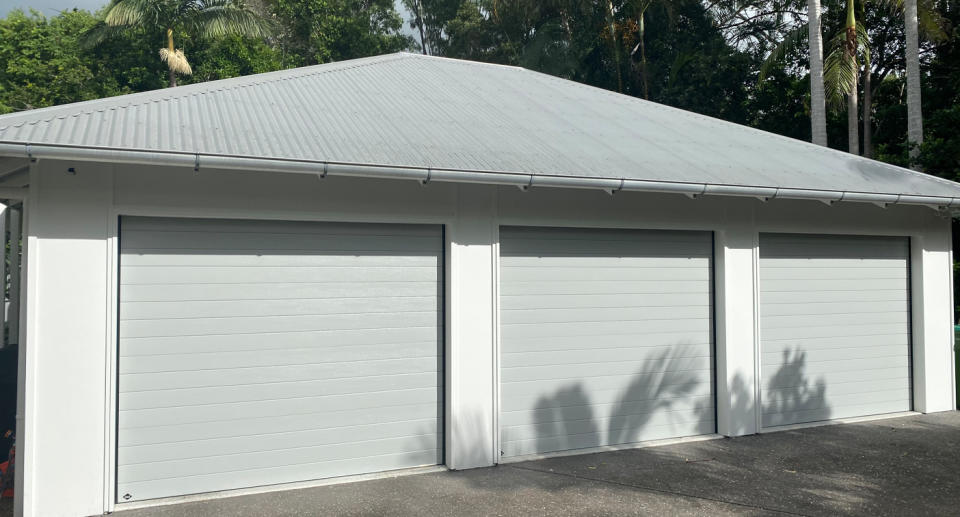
[751,232,763,433]
[111,465,448,513]
[103,166,119,514]
[15,165,38,517]
[758,411,919,433]
[496,211,923,238]
[950,238,957,411]
[498,434,724,464]
[491,224,501,463]
[111,204,452,226]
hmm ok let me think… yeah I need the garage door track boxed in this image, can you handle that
[118,412,960,516]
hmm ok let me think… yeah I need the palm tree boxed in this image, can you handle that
[871,0,944,164]
[824,0,867,154]
[904,0,921,165]
[88,0,273,87]
[807,0,828,147]
[758,1,828,147]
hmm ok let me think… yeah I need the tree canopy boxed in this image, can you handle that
[0,0,957,182]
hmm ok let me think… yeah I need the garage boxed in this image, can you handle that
[498,226,716,458]
[759,233,912,428]
[1,53,957,516]
[116,217,444,501]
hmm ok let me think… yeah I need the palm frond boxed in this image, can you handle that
[759,21,809,83]
[193,2,275,39]
[103,0,158,26]
[917,0,948,42]
[79,20,129,48]
[823,27,858,109]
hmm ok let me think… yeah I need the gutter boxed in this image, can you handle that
[1,142,958,210]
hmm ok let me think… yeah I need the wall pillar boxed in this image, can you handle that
[911,218,956,413]
[714,220,760,436]
[17,161,113,516]
[445,184,497,469]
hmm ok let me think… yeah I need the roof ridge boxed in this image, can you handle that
[0,52,414,131]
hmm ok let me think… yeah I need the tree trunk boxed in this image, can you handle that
[863,65,873,158]
[807,0,827,146]
[848,73,859,155]
[414,0,428,55]
[167,28,176,88]
[845,0,858,154]
[607,0,623,93]
[905,0,923,167]
[640,12,649,100]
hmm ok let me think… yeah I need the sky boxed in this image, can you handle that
[1,0,103,15]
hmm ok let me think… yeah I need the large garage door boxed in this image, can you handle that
[759,234,911,428]
[499,227,715,458]
[117,217,443,502]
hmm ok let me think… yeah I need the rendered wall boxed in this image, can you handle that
[16,160,956,516]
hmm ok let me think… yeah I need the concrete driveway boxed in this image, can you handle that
[118,412,960,516]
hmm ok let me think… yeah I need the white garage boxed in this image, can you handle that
[116,217,444,501]
[499,226,715,458]
[758,233,912,428]
[0,53,955,516]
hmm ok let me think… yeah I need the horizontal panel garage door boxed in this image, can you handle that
[759,234,911,428]
[499,227,715,458]
[117,217,443,502]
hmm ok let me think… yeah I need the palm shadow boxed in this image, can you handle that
[761,349,830,428]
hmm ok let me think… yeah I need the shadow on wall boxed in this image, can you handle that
[508,345,830,458]
[523,347,714,457]
[401,345,832,470]
[761,349,830,428]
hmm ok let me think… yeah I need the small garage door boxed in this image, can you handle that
[117,217,443,502]
[759,234,911,428]
[499,227,715,458]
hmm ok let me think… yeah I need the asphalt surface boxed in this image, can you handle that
[107,411,960,516]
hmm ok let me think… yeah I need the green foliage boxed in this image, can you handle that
[0,9,104,113]
[0,0,958,188]
[183,35,285,82]
[269,0,413,66]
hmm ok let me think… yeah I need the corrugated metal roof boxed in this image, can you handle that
[1,52,958,200]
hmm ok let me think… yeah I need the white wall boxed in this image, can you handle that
[17,160,956,516]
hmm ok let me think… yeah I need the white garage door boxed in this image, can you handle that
[759,234,912,428]
[499,227,716,459]
[117,217,443,502]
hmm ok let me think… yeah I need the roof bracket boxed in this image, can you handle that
[872,201,889,209]
[25,144,36,163]
[819,199,836,206]
[193,154,200,173]
[685,193,700,200]
[517,175,534,192]
[318,163,328,180]
[755,196,770,203]
[421,167,432,186]
[604,179,625,196]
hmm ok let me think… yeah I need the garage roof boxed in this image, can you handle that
[0,52,958,206]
